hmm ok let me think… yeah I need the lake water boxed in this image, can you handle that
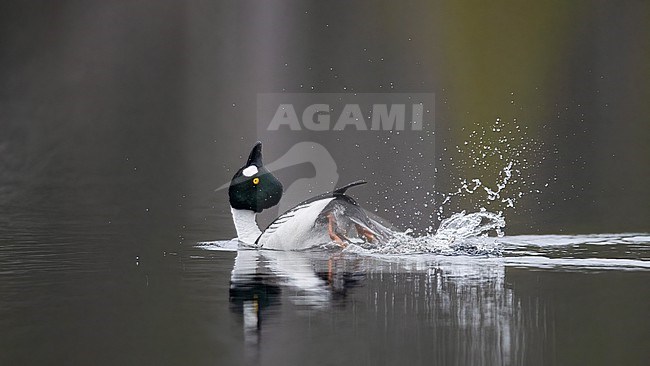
[2,205,648,366]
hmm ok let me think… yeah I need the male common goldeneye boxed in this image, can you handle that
[228,142,391,250]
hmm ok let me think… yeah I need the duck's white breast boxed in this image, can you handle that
[257,198,335,250]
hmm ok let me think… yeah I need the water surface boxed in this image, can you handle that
[6,227,647,365]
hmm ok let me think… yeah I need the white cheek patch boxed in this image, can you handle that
[242,165,259,177]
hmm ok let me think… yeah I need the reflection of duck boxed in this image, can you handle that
[229,250,365,338]
[228,250,281,346]
[229,250,365,308]
[228,142,392,250]
[226,249,541,365]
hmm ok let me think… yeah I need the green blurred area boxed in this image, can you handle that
[429,0,650,231]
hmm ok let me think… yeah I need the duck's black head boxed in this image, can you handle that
[229,142,283,213]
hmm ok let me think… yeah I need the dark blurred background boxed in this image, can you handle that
[1,2,649,365]
[1,0,648,250]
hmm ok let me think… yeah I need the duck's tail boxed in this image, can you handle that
[333,180,367,195]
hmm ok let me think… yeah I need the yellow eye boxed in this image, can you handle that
[252,177,260,185]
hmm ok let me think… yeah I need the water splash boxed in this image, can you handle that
[349,117,531,256]
[434,117,550,223]
[344,210,505,256]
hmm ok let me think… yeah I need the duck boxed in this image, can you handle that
[228,142,392,250]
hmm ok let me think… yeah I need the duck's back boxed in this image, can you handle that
[256,196,336,250]
[256,181,393,250]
